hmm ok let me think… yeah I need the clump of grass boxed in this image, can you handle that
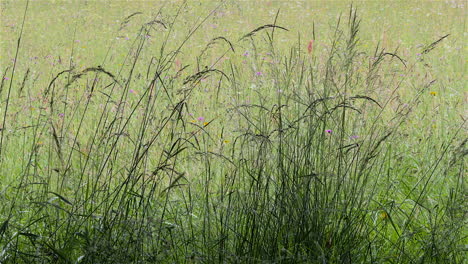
[0,2,465,263]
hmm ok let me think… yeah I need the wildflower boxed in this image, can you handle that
[175,59,181,70]
[255,71,263,76]
[203,122,209,126]
[379,211,388,220]
[430,91,437,96]
[307,40,314,54]
[223,140,230,144]
[58,113,65,118]
[129,89,135,94]
[197,117,205,122]
[350,135,359,139]
[325,129,332,134]
[3,77,9,81]
[243,51,249,56]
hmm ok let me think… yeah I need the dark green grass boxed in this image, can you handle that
[0,2,466,263]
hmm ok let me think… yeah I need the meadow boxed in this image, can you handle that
[0,1,466,263]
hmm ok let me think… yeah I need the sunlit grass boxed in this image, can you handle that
[0,1,466,263]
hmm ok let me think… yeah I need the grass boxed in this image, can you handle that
[0,1,466,263]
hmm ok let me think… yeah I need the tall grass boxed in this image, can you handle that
[0,2,466,263]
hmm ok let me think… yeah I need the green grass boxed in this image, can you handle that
[0,1,466,263]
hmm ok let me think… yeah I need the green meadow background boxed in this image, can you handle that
[0,1,466,263]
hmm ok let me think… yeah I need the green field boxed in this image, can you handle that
[0,1,466,263]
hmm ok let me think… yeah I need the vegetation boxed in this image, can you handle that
[0,1,466,263]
